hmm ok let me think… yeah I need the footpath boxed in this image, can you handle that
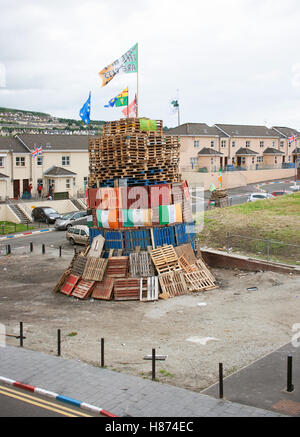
[0,346,283,417]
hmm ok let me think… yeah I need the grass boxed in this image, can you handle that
[197,192,300,264]
[0,221,35,235]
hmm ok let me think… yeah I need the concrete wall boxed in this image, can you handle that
[182,168,295,190]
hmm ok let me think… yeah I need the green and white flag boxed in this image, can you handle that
[159,204,182,225]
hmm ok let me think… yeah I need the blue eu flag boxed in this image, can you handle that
[79,92,91,125]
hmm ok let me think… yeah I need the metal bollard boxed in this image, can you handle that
[19,322,24,347]
[287,356,294,392]
[219,363,224,399]
[57,329,61,357]
[7,244,11,255]
[152,348,156,380]
[30,242,33,252]
[42,244,45,254]
[101,338,105,367]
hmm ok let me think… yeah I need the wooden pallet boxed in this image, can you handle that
[92,278,114,300]
[71,255,88,276]
[129,252,155,277]
[196,259,216,284]
[114,278,140,301]
[184,270,216,292]
[158,271,188,297]
[72,279,95,299]
[175,243,197,265]
[106,256,129,278]
[149,245,180,274]
[82,257,108,281]
[88,235,105,258]
[178,255,198,273]
[140,277,159,301]
[60,274,81,296]
[53,268,71,294]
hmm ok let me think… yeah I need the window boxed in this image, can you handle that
[62,156,70,166]
[73,229,80,235]
[252,157,255,164]
[272,141,276,147]
[241,157,246,164]
[211,141,215,148]
[16,156,25,166]
[275,157,278,164]
[194,140,199,148]
[190,157,198,168]
[221,140,226,148]
[257,156,264,163]
[232,141,235,148]
[280,141,284,148]
[0,157,4,167]
[66,179,71,189]
[80,229,87,236]
[288,156,291,162]
[37,156,43,166]
[260,141,264,148]
[246,141,251,148]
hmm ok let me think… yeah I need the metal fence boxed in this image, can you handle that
[224,233,300,265]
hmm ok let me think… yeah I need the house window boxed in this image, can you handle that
[272,141,276,147]
[62,156,70,166]
[260,141,264,148]
[0,157,4,167]
[246,141,251,148]
[211,141,215,148]
[232,141,235,147]
[275,157,278,164]
[280,141,284,148]
[257,156,264,163]
[252,157,255,164]
[66,179,71,189]
[288,156,291,162]
[241,157,246,164]
[37,156,43,166]
[16,157,25,167]
[210,158,214,165]
[194,140,199,148]
[221,140,226,148]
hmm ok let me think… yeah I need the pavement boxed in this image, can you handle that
[203,341,300,417]
[0,346,284,417]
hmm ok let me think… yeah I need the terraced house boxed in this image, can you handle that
[0,134,89,201]
[168,123,300,173]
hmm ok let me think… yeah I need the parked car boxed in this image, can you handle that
[290,184,300,192]
[271,190,292,197]
[66,225,89,245]
[31,206,61,224]
[54,210,88,230]
[247,193,274,202]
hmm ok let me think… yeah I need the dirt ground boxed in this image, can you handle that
[1,251,300,393]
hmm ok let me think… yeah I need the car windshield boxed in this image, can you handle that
[61,213,75,219]
[43,208,57,214]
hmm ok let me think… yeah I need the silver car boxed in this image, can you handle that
[54,210,88,230]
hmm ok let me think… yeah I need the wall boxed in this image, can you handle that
[182,168,295,190]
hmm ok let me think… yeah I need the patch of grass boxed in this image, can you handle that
[67,332,77,337]
[159,369,175,378]
[0,221,35,235]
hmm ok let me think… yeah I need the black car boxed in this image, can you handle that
[31,206,61,224]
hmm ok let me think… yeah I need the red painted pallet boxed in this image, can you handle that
[60,274,81,296]
[72,279,95,299]
[92,278,115,300]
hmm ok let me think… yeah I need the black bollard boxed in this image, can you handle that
[57,329,61,357]
[152,348,156,381]
[7,244,11,255]
[101,338,105,368]
[219,363,224,399]
[19,322,24,347]
[30,242,33,252]
[287,356,294,392]
[59,246,62,257]
[42,244,45,254]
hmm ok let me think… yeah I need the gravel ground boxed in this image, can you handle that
[0,252,300,393]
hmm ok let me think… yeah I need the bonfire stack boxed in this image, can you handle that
[53,117,218,302]
[210,189,229,208]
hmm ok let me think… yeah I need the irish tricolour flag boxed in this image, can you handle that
[121,209,152,227]
[159,204,182,225]
[96,209,118,229]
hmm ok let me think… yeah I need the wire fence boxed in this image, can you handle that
[224,233,300,265]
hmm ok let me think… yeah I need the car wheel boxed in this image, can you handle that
[66,224,72,230]
[69,238,75,245]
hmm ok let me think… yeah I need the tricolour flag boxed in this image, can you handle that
[122,94,137,117]
[218,169,222,187]
[99,44,137,88]
[121,209,152,227]
[96,209,119,229]
[104,88,129,108]
[159,204,182,225]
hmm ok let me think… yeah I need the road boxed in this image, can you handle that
[0,384,98,417]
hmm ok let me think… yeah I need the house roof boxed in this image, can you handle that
[167,123,224,137]
[215,124,279,138]
[292,148,300,154]
[236,147,259,156]
[0,136,29,153]
[272,127,300,138]
[17,134,89,151]
[0,172,9,179]
[44,166,77,177]
[197,147,223,156]
[263,147,285,155]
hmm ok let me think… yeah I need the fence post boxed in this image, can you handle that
[226,233,230,253]
[100,338,104,367]
[152,348,156,380]
[266,239,270,261]
[219,363,224,399]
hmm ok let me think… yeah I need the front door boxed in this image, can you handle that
[23,179,29,193]
[13,180,20,199]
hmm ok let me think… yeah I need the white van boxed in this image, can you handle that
[66,225,89,245]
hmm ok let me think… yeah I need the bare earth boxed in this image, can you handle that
[1,251,300,392]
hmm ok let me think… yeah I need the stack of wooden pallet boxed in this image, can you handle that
[89,119,181,187]
[210,189,229,208]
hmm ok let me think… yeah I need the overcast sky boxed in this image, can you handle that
[1,0,300,128]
